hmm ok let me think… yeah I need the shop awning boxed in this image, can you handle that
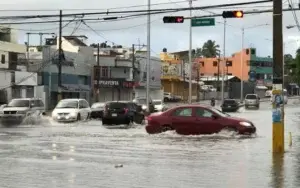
[78,84,90,91]
[61,84,81,92]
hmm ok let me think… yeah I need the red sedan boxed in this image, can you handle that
[145,105,256,135]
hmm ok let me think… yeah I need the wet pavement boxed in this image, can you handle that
[0,100,300,188]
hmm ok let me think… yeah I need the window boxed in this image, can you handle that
[213,61,218,66]
[227,73,232,75]
[82,100,89,108]
[200,61,204,66]
[1,54,5,64]
[101,67,109,78]
[173,108,192,117]
[214,73,218,76]
[251,49,256,55]
[195,108,213,118]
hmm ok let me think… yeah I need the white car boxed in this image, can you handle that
[152,99,167,112]
[51,99,91,122]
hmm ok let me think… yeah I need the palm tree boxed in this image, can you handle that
[201,40,220,58]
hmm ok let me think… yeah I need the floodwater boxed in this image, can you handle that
[0,100,300,188]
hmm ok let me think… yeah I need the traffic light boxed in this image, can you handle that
[163,16,184,23]
[222,11,244,18]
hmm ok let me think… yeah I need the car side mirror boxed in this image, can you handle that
[212,114,218,119]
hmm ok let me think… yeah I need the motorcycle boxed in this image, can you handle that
[210,98,216,107]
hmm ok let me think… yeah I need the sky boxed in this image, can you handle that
[0,0,300,58]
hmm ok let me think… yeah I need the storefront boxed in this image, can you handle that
[94,79,136,102]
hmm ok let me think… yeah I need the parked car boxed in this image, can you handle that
[245,94,260,109]
[221,99,240,112]
[0,98,45,125]
[51,99,91,122]
[102,101,144,126]
[90,102,105,119]
[145,104,256,135]
[133,97,155,113]
[152,99,167,112]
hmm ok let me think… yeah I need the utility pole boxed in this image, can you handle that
[188,0,193,104]
[240,27,244,102]
[146,0,151,112]
[217,57,220,100]
[272,0,284,153]
[132,44,136,99]
[96,43,100,102]
[221,19,227,103]
[57,10,63,101]
[197,67,200,101]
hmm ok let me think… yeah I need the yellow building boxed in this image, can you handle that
[160,51,199,101]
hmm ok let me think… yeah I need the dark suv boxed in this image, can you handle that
[221,99,240,112]
[102,101,144,126]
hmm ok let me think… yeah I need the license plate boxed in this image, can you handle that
[228,106,231,107]
[112,113,117,117]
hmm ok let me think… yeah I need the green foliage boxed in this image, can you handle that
[194,40,220,58]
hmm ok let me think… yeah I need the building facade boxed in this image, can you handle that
[160,51,201,101]
[134,53,162,99]
[27,36,95,109]
[0,27,38,104]
[92,56,137,102]
[194,48,272,88]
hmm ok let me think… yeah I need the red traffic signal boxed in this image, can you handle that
[163,16,184,23]
[222,11,244,18]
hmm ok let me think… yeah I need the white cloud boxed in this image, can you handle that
[0,0,299,57]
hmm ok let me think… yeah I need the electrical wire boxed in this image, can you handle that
[0,0,198,12]
[0,0,272,20]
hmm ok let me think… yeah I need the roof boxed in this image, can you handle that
[63,36,87,46]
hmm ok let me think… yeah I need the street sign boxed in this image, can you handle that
[191,18,215,27]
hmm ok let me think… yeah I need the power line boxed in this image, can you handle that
[0,0,197,12]
[0,0,272,20]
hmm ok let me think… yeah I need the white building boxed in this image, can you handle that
[27,36,96,109]
[0,26,38,104]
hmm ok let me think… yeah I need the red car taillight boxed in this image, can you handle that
[124,108,128,114]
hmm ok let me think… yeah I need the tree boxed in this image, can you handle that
[90,43,98,48]
[194,48,202,57]
[201,40,220,58]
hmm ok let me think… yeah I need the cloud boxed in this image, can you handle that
[0,0,299,57]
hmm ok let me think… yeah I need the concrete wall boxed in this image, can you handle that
[136,54,161,89]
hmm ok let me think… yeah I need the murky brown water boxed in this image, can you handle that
[0,101,299,188]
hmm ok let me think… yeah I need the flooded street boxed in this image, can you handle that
[0,101,299,188]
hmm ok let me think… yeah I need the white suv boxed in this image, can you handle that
[0,98,45,125]
[51,98,91,122]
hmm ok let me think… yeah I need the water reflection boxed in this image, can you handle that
[270,153,284,188]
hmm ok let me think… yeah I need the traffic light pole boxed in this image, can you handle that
[221,19,227,103]
[188,0,193,104]
[272,0,284,153]
[240,27,244,102]
[146,0,151,112]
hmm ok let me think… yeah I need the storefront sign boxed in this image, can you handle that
[94,79,136,88]
[99,80,119,86]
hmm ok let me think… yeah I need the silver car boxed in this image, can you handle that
[245,94,260,109]
[0,98,45,125]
